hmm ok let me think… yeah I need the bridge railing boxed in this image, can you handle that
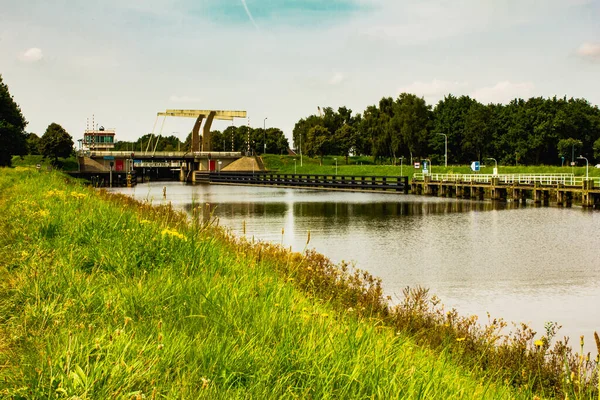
[78,150,243,158]
[413,173,600,186]
[201,172,409,192]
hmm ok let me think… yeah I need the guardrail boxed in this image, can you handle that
[200,172,409,192]
[412,173,600,186]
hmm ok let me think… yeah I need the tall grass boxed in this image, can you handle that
[0,168,597,398]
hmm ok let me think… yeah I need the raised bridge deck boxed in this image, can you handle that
[412,173,600,208]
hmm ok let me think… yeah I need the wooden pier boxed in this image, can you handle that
[412,173,600,208]
[196,172,409,193]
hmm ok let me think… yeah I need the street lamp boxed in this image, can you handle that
[399,156,404,177]
[486,157,498,175]
[334,158,338,175]
[263,117,268,154]
[294,159,297,174]
[578,155,589,179]
[436,133,447,167]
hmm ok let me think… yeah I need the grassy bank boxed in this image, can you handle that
[11,155,79,171]
[0,168,597,398]
[263,155,600,179]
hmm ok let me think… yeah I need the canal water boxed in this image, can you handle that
[111,182,600,350]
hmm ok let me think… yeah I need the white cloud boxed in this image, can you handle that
[576,42,600,60]
[398,79,468,98]
[328,72,345,85]
[471,81,535,104]
[19,47,43,63]
[169,95,202,103]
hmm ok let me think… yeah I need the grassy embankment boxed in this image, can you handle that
[0,168,598,398]
[11,155,79,171]
[0,168,515,398]
[263,155,600,179]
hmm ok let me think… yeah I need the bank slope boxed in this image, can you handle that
[0,168,521,399]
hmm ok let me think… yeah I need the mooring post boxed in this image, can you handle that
[533,182,542,204]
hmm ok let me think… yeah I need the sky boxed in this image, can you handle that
[1,0,599,144]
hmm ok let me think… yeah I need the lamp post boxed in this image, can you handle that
[436,133,447,167]
[578,155,589,179]
[263,117,267,154]
[172,132,179,152]
[294,159,297,174]
[334,158,338,175]
[400,156,404,177]
[300,133,303,166]
[486,157,498,175]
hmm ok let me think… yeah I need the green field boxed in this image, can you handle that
[263,155,600,179]
[1,168,597,398]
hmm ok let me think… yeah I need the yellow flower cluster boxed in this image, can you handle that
[161,228,186,241]
[45,189,65,199]
[36,209,50,218]
[70,191,87,199]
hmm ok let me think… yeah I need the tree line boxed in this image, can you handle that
[293,94,600,166]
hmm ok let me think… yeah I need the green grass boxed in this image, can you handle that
[0,167,527,399]
[11,155,79,171]
[1,167,598,399]
[263,155,600,179]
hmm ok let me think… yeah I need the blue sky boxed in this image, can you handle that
[1,0,599,143]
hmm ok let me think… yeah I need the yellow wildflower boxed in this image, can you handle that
[140,220,151,224]
[161,228,186,241]
[45,189,65,198]
[70,191,87,199]
[456,337,466,342]
[534,339,544,347]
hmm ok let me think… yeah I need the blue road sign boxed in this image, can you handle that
[470,161,480,172]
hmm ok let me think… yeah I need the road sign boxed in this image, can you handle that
[414,162,420,169]
[470,161,480,172]
[103,156,115,160]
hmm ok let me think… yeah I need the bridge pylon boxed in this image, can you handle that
[157,109,247,152]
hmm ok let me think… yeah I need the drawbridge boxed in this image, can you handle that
[153,109,247,152]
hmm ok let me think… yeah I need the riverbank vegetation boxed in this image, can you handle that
[263,154,600,179]
[1,168,599,398]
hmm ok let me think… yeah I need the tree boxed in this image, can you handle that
[306,125,330,164]
[391,93,432,162]
[593,138,600,161]
[335,124,358,164]
[557,138,583,164]
[462,102,492,161]
[25,132,41,155]
[40,123,74,163]
[0,74,28,166]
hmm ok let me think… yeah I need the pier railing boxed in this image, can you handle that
[413,173,599,186]
[202,172,409,192]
